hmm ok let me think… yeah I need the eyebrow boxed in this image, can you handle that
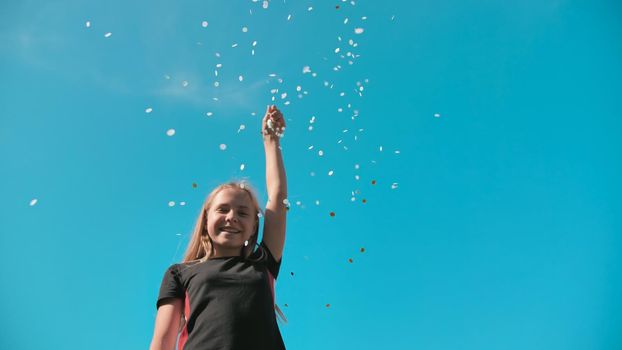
[216,204,250,209]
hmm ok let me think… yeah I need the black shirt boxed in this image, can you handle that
[156,240,286,350]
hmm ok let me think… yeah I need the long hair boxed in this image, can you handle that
[182,181,266,264]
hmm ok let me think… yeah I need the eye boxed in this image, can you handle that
[216,207,227,213]
[239,212,249,217]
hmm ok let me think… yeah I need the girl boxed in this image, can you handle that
[150,105,288,350]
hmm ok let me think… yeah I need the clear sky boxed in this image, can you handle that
[1,0,620,349]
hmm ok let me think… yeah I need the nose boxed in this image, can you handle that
[226,211,238,223]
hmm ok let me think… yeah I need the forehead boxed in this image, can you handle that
[212,188,253,207]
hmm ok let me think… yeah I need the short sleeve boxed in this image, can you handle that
[156,264,184,310]
[260,240,282,280]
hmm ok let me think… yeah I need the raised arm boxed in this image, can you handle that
[261,105,288,262]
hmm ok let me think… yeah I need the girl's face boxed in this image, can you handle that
[206,188,257,257]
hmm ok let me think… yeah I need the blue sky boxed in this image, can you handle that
[1,0,620,349]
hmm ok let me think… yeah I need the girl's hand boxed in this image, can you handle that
[261,105,286,140]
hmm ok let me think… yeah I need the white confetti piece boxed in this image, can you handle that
[166,129,176,136]
[262,0,269,9]
[287,14,292,21]
[104,32,112,38]
[391,183,399,189]
[315,200,320,205]
[168,201,176,207]
[242,26,248,32]
[344,18,349,24]
[434,113,441,118]
[302,66,311,74]
[206,112,213,117]
[85,21,91,28]
[238,124,246,133]
[310,171,316,176]
[318,150,324,156]
[308,6,313,11]
[354,164,360,169]
[335,47,340,53]
[354,28,364,34]
[328,170,334,176]
[145,107,153,113]
[216,63,222,68]
[29,199,38,206]
[308,145,314,150]
[182,80,189,87]
[180,201,186,206]
[239,75,244,81]
[240,164,245,171]
[355,175,360,180]
[219,143,227,150]
[252,40,257,47]
[202,21,209,27]
[232,43,238,48]
[214,81,220,87]
[283,198,290,206]
[379,146,383,152]
[280,92,287,99]
[296,85,302,91]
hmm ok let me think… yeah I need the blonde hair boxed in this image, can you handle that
[181,181,266,264]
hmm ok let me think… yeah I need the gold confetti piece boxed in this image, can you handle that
[371,180,376,185]
[192,183,198,188]
[330,212,335,217]
[360,247,365,253]
[362,199,367,203]
[275,304,288,324]
[348,258,353,263]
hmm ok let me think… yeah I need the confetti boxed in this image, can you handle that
[239,75,244,81]
[166,129,175,136]
[240,164,245,171]
[145,107,153,113]
[242,26,248,32]
[182,80,189,87]
[308,7,313,11]
[214,81,220,87]
[29,199,38,206]
[262,0,269,9]
[180,202,186,206]
[434,113,441,118]
[360,247,365,253]
[329,212,335,217]
[287,14,292,21]
[206,112,213,117]
[391,183,398,189]
[328,170,334,176]
[168,201,176,207]
[237,124,246,133]
[354,28,364,34]
[85,21,91,28]
[219,143,227,151]
[201,21,209,27]
[104,32,112,38]
[302,66,311,74]
[326,304,331,308]
[315,200,320,205]
[192,183,198,188]
[318,150,324,156]
[371,180,376,185]
[362,199,367,203]
[348,258,353,263]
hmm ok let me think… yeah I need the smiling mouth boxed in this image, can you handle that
[220,227,241,234]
